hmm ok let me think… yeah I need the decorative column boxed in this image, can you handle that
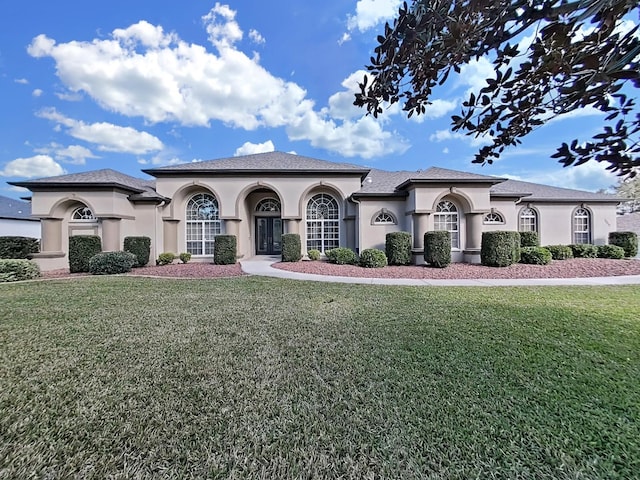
[284,219,300,235]
[40,218,63,253]
[162,219,179,254]
[100,217,121,251]
[412,213,430,250]
[465,213,483,251]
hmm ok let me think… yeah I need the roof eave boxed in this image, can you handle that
[8,181,145,194]
[396,177,506,190]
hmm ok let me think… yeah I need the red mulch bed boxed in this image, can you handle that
[273,258,640,279]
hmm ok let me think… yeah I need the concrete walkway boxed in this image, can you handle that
[240,256,640,286]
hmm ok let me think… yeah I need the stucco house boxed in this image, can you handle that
[9,151,621,271]
[0,194,41,239]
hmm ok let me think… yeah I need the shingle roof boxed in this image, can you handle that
[491,179,621,202]
[143,151,370,176]
[0,194,35,220]
[9,169,154,191]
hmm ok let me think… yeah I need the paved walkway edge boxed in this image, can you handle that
[240,258,640,286]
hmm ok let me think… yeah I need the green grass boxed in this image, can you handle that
[1,277,639,479]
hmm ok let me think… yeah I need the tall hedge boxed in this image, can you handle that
[123,236,151,267]
[0,236,39,259]
[385,231,412,265]
[69,235,102,273]
[424,231,451,268]
[609,231,638,257]
[481,231,521,267]
[214,235,237,265]
[520,231,539,247]
[281,234,302,262]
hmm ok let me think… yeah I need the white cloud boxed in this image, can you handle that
[37,108,163,154]
[55,91,83,101]
[28,6,407,159]
[458,57,496,97]
[0,155,65,178]
[15,78,29,84]
[32,89,43,97]
[248,29,265,44]
[429,129,493,147]
[338,33,351,45]
[234,140,275,156]
[442,147,449,154]
[347,0,402,32]
[34,142,99,165]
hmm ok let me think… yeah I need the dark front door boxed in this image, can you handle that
[255,217,282,255]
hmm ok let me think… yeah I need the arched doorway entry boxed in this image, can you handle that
[254,197,282,255]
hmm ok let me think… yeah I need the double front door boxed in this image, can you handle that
[256,217,282,255]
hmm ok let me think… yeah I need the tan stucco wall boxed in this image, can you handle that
[357,198,408,251]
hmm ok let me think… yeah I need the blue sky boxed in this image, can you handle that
[0,0,635,198]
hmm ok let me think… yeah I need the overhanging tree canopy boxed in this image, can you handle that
[354,0,640,176]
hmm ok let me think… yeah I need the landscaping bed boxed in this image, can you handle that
[274,257,640,279]
[41,262,245,279]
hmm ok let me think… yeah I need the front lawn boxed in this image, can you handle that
[1,277,639,479]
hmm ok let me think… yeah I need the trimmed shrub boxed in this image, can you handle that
[424,231,451,268]
[481,231,521,267]
[69,235,102,273]
[89,251,137,275]
[157,252,176,265]
[520,246,552,265]
[359,248,388,268]
[214,235,237,265]
[281,234,302,262]
[0,236,39,259]
[544,245,573,260]
[307,249,321,261]
[520,231,540,247]
[123,236,151,267]
[385,231,412,265]
[569,243,598,258]
[179,252,192,264]
[609,231,638,258]
[326,247,358,265]
[597,244,625,259]
[0,259,40,282]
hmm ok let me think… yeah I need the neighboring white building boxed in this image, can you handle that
[10,152,622,271]
[0,194,41,239]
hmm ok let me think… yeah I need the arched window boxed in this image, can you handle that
[256,198,281,212]
[186,193,220,255]
[519,207,538,233]
[573,207,591,244]
[483,211,505,224]
[372,210,397,225]
[71,206,96,221]
[306,193,339,253]
[434,200,459,249]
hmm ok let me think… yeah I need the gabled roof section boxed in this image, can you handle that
[8,169,169,203]
[355,166,506,196]
[143,151,370,179]
[0,194,35,220]
[491,179,622,203]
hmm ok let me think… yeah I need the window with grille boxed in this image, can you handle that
[573,207,591,244]
[306,194,339,253]
[256,198,281,212]
[186,193,221,255]
[71,206,96,221]
[483,212,504,224]
[372,210,396,225]
[433,200,459,249]
[518,207,538,233]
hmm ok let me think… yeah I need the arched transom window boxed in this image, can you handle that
[519,207,538,233]
[483,212,505,224]
[573,207,591,244]
[306,193,339,253]
[71,206,96,221]
[256,198,281,212]
[373,210,397,225]
[434,200,459,249]
[186,193,221,256]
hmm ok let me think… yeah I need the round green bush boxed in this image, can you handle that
[307,249,321,261]
[597,244,625,259]
[157,252,176,265]
[325,247,358,265]
[359,248,388,268]
[385,231,412,265]
[608,231,638,257]
[179,252,192,264]
[544,245,573,260]
[520,231,540,247]
[520,246,552,265]
[0,259,40,282]
[569,244,598,258]
[89,251,137,275]
[424,231,451,268]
